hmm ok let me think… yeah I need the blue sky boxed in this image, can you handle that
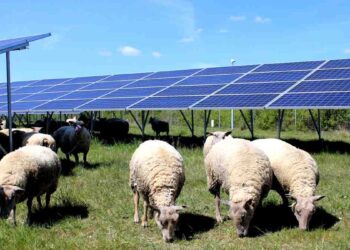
[1,0,350,81]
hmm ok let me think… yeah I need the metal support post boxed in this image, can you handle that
[6,51,13,151]
[277,109,285,139]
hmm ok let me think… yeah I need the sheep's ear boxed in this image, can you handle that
[289,202,296,212]
[244,199,254,210]
[172,205,187,211]
[221,200,231,207]
[224,131,232,137]
[42,138,49,147]
[3,186,24,199]
[311,195,325,202]
[31,127,42,132]
[206,132,214,136]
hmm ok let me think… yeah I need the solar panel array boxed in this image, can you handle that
[1,58,350,113]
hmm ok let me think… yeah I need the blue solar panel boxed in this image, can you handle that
[64,75,109,84]
[307,68,350,80]
[81,80,132,90]
[254,61,324,72]
[291,79,350,92]
[194,94,277,109]
[59,90,111,99]
[196,65,258,75]
[270,92,350,107]
[237,71,310,83]
[0,94,31,102]
[105,87,163,98]
[21,92,69,101]
[156,85,222,96]
[13,86,53,94]
[11,81,37,88]
[77,97,141,110]
[130,96,204,109]
[0,33,51,54]
[105,72,151,81]
[44,84,85,92]
[128,77,183,88]
[34,99,90,111]
[33,78,71,86]
[0,101,46,112]
[218,82,295,94]
[321,59,350,69]
[176,74,241,86]
[146,69,200,79]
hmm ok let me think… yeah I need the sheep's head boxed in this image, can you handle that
[0,119,5,130]
[152,205,186,242]
[149,117,154,124]
[223,199,255,237]
[73,121,85,134]
[203,131,231,157]
[290,195,325,230]
[0,185,24,219]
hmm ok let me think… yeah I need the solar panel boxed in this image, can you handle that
[0,33,51,54]
[291,79,350,92]
[33,78,72,86]
[105,87,163,98]
[0,101,47,112]
[127,77,183,88]
[218,82,295,94]
[195,65,258,75]
[145,69,200,79]
[156,85,222,96]
[306,68,350,80]
[106,72,152,81]
[176,74,241,86]
[34,99,90,111]
[11,80,37,88]
[237,71,310,83]
[21,92,69,101]
[44,84,85,92]
[269,92,350,108]
[321,59,350,69]
[59,90,111,99]
[13,86,53,94]
[80,80,132,90]
[254,61,324,72]
[77,97,142,111]
[1,94,31,102]
[129,96,204,109]
[193,94,278,109]
[64,75,109,84]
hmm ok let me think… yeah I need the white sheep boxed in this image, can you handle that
[21,132,56,151]
[0,145,61,225]
[129,140,186,242]
[252,138,324,230]
[204,131,272,237]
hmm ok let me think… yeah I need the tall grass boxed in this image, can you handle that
[0,130,349,249]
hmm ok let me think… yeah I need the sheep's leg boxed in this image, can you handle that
[65,153,70,162]
[214,192,223,223]
[133,190,140,224]
[148,207,154,219]
[83,152,88,166]
[74,153,79,165]
[7,206,16,226]
[141,201,149,227]
[45,193,51,209]
[26,197,33,224]
[272,175,289,206]
[37,196,43,210]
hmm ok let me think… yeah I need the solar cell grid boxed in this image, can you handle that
[59,90,111,100]
[64,75,109,84]
[106,72,151,81]
[321,59,350,69]
[145,69,200,79]
[21,92,69,101]
[105,87,163,98]
[218,82,295,95]
[155,85,222,96]
[33,78,71,86]
[11,81,37,87]
[195,65,258,75]
[80,80,132,90]
[34,99,90,111]
[44,84,85,92]
[307,68,350,80]
[130,96,204,109]
[77,97,141,110]
[237,71,310,83]
[13,85,54,94]
[254,61,324,72]
[127,77,183,88]
[176,74,241,86]
[291,79,350,93]
[0,101,46,112]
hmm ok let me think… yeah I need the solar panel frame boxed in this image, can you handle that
[253,61,324,73]
[321,59,350,69]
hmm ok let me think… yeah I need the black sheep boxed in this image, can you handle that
[149,117,169,137]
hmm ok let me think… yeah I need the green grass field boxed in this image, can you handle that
[0,127,349,249]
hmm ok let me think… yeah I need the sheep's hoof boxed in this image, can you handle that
[216,216,223,223]
[134,217,140,224]
[142,221,148,227]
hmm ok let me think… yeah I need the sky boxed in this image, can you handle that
[1,0,350,82]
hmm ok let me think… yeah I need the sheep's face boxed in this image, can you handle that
[154,205,185,242]
[291,195,325,230]
[203,131,231,157]
[228,199,255,237]
[0,186,24,219]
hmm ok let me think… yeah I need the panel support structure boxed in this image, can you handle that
[179,110,194,137]
[203,110,211,139]
[308,109,322,141]
[239,110,254,139]
[276,109,285,139]
[6,51,13,151]
[129,110,149,137]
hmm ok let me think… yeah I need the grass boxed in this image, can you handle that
[0,128,349,249]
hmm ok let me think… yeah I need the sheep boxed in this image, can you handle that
[21,132,56,151]
[204,131,272,237]
[252,138,324,230]
[99,118,129,141]
[53,121,91,166]
[149,117,169,137]
[129,140,186,242]
[0,145,61,225]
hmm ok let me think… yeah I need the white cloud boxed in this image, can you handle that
[180,28,203,43]
[229,15,246,22]
[118,46,141,56]
[98,50,113,57]
[344,49,350,54]
[152,51,162,58]
[255,16,271,23]
[219,28,229,33]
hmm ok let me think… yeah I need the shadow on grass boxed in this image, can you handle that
[29,199,89,227]
[176,212,217,240]
[284,139,350,154]
[60,159,101,175]
[249,203,339,237]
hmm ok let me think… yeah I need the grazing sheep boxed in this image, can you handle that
[99,118,129,141]
[252,138,324,230]
[21,132,56,151]
[0,145,61,225]
[149,117,169,137]
[53,122,91,166]
[204,131,272,237]
[129,140,186,242]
